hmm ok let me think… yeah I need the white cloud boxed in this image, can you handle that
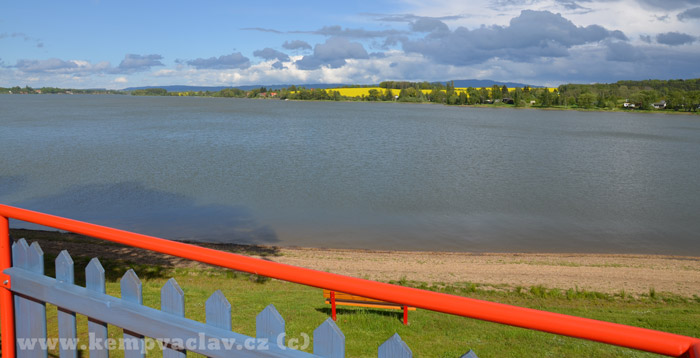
[5,1,699,88]
[153,69,177,77]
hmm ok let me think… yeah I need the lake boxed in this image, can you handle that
[1,95,699,255]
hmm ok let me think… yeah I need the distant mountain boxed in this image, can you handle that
[123,80,541,93]
[122,85,231,92]
[122,84,349,92]
[448,79,542,88]
[236,83,349,90]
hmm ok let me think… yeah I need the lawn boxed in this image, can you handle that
[27,257,699,358]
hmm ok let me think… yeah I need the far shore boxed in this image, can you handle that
[10,228,700,298]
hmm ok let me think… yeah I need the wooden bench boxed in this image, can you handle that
[323,289,416,325]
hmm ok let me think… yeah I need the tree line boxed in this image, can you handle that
[279,79,700,112]
[5,78,699,112]
[0,86,124,95]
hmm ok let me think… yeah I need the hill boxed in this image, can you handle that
[449,79,541,88]
[122,79,541,93]
[122,84,349,92]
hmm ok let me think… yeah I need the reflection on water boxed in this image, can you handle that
[14,182,278,244]
[1,95,700,255]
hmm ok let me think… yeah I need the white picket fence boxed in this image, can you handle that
[7,239,478,358]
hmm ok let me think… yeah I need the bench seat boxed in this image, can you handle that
[323,289,415,325]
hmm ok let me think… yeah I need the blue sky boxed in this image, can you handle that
[2,0,699,89]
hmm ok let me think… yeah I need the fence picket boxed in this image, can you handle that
[13,240,48,358]
[256,304,285,346]
[460,350,479,358]
[86,258,109,358]
[378,333,411,358]
[161,278,186,358]
[121,269,145,358]
[9,267,322,358]
[313,318,344,358]
[55,250,77,358]
[11,240,25,329]
[205,290,231,330]
[4,242,441,358]
[205,290,231,358]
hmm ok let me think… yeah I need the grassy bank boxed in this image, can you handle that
[35,260,698,358]
[1,229,695,357]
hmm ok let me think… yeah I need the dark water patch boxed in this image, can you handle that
[0,175,27,199]
[670,126,700,131]
[13,182,278,245]
[562,130,696,143]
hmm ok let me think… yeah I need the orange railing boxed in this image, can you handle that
[1,204,698,357]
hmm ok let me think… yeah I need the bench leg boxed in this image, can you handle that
[403,305,408,325]
[331,291,336,321]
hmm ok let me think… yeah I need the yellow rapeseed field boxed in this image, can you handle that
[332,87,385,97]
[325,86,559,98]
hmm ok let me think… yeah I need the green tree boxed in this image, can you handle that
[382,89,395,101]
[429,88,446,103]
[491,85,502,101]
[467,88,480,104]
[538,89,552,107]
[458,92,468,105]
[367,89,381,101]
[480,88,490,103]
[665,91,685,110]
[513,88,523,107]
[399,87,422,102]
[577,92,596,108]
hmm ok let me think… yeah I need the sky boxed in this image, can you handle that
[1,0,699,89]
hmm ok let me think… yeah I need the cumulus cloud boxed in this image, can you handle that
[370,13,464,22]
[187,52,251,69]
[402,10,627,66]
[114,54,164,74]
[490,0,539,6]
[253,48,290,62]
[243,25,403,39]
[294,37,369,70]
[15,58,77,73]
[636,0,700,10]
[555,0,591,11]
[240,27,283,34]
[282,40,312,50]
[605,41,646,61]
[301,25,404,38]
[678,7,700,20]
[656,31,697,45]
[409,18,450,33]
[14,58,110,76]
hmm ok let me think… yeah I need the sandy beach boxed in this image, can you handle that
[275,247,700,298]
[13,229,700,298]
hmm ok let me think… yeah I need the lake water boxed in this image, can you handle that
[1,95,699,255]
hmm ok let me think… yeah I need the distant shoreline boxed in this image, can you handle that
[4,92,698,116]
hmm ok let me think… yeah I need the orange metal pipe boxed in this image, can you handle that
[0,215,16,358]
[1,204,698,357]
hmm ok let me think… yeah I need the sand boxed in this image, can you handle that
[275,247,700,297]
[13,229,700,298]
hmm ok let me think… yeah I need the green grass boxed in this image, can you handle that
[29,257,700,358]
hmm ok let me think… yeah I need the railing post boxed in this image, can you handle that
[684,342,700,358]
[330,291,336,321]
[0,215,16,358]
